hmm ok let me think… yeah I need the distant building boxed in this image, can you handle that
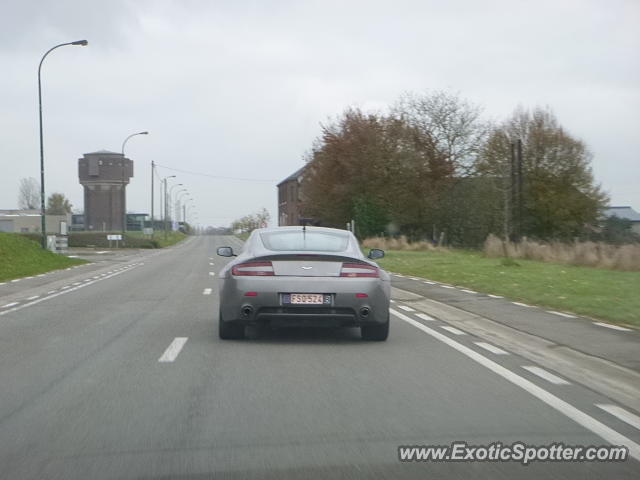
[604,206,640,235]
[0,209,69,233]
[277,166,306,226]
[78,150,133,231]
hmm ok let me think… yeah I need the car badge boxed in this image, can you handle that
[301,266,313,270]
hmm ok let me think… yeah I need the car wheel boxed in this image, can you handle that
[218,309,245,340]
[361,315,389,341]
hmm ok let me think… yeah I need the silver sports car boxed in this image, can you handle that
[216,226,390,340]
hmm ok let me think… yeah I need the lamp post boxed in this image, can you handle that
[166,182,182,237]
[176,190,189,225]
[38,39,88,248]
[120,131,148,236]
[160,175,175,236]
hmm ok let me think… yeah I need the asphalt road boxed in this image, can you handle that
[0,235,638,479]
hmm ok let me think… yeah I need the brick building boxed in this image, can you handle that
[277,166,305,226]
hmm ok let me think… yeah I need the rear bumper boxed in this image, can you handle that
[219,275,390,327]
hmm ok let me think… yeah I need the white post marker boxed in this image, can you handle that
[158,337,188,363]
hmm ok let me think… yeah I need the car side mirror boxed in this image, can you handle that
[367,249,385,260]
[217,246,236,257]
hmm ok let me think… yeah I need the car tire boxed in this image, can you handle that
[219,309,245,340]
[361,315,389,341]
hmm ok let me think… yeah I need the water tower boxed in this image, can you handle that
[78,150,133,231]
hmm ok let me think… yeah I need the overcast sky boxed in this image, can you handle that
[1,0,638,227]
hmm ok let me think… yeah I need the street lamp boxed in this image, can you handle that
[160,175,175,234]
[120,131,148,236]
[38,39,88,248]
[166,182,182,236]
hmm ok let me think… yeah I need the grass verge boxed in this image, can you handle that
[0,233,87,282]
[376,249,640,327]
[127,231,187,248]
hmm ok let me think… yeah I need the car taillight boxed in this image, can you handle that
[340,263,379,278]
[232,261,274,276]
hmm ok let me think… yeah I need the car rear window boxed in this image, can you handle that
[260,230,350,252]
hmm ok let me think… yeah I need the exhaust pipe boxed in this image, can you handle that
[241,305,254,318]
[359,307,370,318]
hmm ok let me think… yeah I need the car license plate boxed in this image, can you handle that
[285,293,326,305]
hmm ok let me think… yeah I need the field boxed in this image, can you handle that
[0,233,86,282]
[375,249,640,327]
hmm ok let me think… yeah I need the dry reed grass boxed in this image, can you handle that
[362,236,446,252]
[483,234,640,271]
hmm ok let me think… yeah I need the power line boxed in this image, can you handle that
[154,163,277,183]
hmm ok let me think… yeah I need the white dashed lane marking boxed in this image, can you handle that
[440,285,455,289]
[596,404,640,431]
[593,322,632,332]
[2,302,19,309]
[203,288,212,295]
[474,342,509,355]
[158,337,188,363]
[26,295,40,301]
[209,272,215,276]
[487,294,503,298]
[398,305,415,312]
[423,281,436,285]
[415,313,436,322]
[547,310,576,318]
[461,289,477,294]
[440,326,466,335]
[522,366,570,385]
[512,301,533,308]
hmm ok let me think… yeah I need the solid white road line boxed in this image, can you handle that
[158,337,188,363]
[474,342,509,355]
[547,310,577,318]
[522,366,570,385]
[209,272,215,276]
[416,313,436,321]
[398,305,415,312]
[26,295,40,301]
[440,325,466,335]
[390,308,640,461]
[487,294,503,298]
[593,322,632,332]
[203,288,212,295]
[512,302,533,308]
[596,404,640,431]
[2,302,19,309]
[47,290,56,294]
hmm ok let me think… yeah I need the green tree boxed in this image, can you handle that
[46,193,72,215]
[476,107,607,240]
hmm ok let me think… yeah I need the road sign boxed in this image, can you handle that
[143,228,153,235]
[107,234,122,241]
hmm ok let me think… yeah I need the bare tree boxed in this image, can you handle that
[18,177,40,210]
[393,90,490,176]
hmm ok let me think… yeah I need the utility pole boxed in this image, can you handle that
[150,161,154,237]
[517,139,524,240]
